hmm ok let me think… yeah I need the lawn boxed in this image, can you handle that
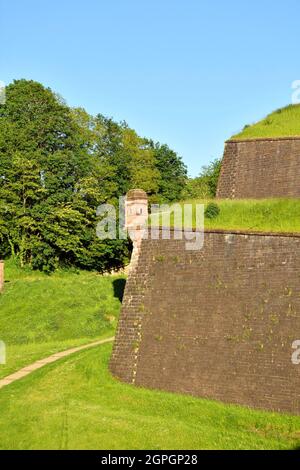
[232,104,300,140]
[0,260,125,378]
[150,198,300,233]
[0,260,300,450]
[0,344,299,450]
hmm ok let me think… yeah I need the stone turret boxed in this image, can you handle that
[125,189,148,269]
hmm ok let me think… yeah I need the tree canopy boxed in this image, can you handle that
[0,79,188,271]
[182,158,222,200]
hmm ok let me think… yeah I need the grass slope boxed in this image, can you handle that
[0,260,125,378]
[151,198,300,233]
[0,344,299,450]
[232,104,300,140]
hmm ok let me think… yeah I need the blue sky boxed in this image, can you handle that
[1,0,300,176]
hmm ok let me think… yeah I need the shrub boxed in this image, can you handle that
[205,202,220,219]
[182,158,222,200]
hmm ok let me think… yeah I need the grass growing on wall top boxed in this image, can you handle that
[150,198,300,233]
[0,260,125,378]
[232,104,300,139]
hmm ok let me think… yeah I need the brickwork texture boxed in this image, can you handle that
[217,137,300,199]
[110,229,300,414]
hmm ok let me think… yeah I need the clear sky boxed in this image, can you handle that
[1,0,300,176]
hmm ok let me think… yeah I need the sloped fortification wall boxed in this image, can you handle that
[110,229,300,414]
[217,137,300,199]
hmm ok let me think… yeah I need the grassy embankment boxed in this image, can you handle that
[150,198,300,233]
[0,344,299,450]
[1,198,300,449]
[232,103,300,140]
[0,260,125,379]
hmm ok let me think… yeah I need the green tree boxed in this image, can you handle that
[122,128,159,195]
[151,142,187,202]
[182,158,222,200]
[0,80,129,271]
[95,116,160,197]
[0,79,189,271]
[95,115,131,198]
[0,152,45,266]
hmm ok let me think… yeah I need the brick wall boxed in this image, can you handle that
[110,229,300,414]
[217,137,300,199]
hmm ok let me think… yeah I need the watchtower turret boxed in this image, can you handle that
[125,189,148,269]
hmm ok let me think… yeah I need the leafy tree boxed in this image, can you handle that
[95,116,187,202]
[0,80,129,271]
[0,152,44,266]
[122,128,159,195]
[201,158,222,197]
[181,176,212,200]
[151,142,187,202]
[182,158,222,200]
[94,115,130,198]
[0,79,190,271]
[95,116,160,198]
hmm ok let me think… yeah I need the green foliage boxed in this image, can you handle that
[201,158,222,197]
[96,116,187,202]
[151,142,187,202]
[0,79,187,271]
[182,158,222,199]
[0,80,129,272]
[204,202,220,219]
[181,176,211,199]
[232,104,300,139]
[95,115,159,197]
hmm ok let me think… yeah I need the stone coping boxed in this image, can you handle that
[147,226,300,238]
[126,189,148,200]
[227,136,300,143]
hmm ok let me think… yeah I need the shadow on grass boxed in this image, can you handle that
[113,278,126,303]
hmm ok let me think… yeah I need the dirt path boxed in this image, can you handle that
[0,337,114,390]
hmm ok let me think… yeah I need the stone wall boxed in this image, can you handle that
[110,229,300,414]
[217,137,300,199]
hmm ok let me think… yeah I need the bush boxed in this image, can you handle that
[181,158,222,200]
[205,202,220,219]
